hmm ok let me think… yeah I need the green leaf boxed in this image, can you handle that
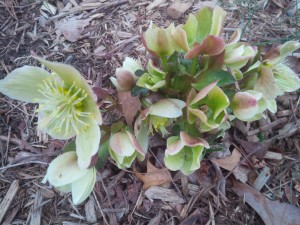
[172,75,192,92]
[63,140,76,153]
[110,121,125,133]
[135,69,145,77]
[193,70,235,91]
[131,86,150,97]
[96,138,110,169]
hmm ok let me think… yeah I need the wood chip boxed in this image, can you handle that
[167,2,192,19]
[145,186,186,204]
[84,198,97,223]
[0,180,19,224]
[30,190,43,225]
[253,167,271,191]
[264,151,283,160]
[146,0,166,11]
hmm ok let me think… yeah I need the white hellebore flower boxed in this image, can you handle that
[0,57,102,169]
[42,151,96,205]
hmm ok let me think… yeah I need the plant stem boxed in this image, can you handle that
[190,57,198,76]
[161,57,168,72]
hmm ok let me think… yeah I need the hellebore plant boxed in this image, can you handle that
[0,5,299,205]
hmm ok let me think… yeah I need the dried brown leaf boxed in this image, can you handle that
[117,90,141,128]
[232,181,300,225]
[55,17,92,42]
[134,161,172,189]
[212,148,249,183]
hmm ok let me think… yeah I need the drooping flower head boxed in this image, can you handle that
[135,98,186,137]
[0,57,102,169]
[111,57,142,91]
[164,131,209,175]
[109,131,145,169]
[251,41,300,100]
[42,151,96,205]
[231,90,277,122]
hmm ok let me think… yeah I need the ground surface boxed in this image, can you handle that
[0,0,300,224]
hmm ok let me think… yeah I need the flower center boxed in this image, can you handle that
[149,115,171,137]
[38,74,91,135]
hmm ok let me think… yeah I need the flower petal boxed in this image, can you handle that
[254,66,281,100]
[189,109,219,132]
[172,25,189,52]
[185,35,225,59]
[267,100,277,114]
[190,81,218,105]
[165,136,184,155]
[72,167,96,205]
[164,151,185,171]
[227,29,241,45]
[122,57,141,74]
[273,63,300,93]
[0,66,51,103]
[76,120,101,169]
[231,92,259,121]
[45,151,88,187]
[126,131,145,156]
[265,41,300,65]
[135,121,149,154]
[206,86,229,120]
[189,146,204,172]
[109,132,136,157]
[195,7,213,42]
[149,99,186,118]
[210,6,227,36]
[114,68,135,91]
[180,131,209,148]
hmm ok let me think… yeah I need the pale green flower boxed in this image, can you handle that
[109,131,145,169]
[164,131,209,175]
[142,22,177,57]
[136,59,166,91]
[187,81,229,132]
[172,14,198,52]
[42,151,96,205]
[0,57,102,169]
[195,6,227,43]
[110,57,142,91]
[135,98,186,137]
[224,42,256,69]
[252,41,300,100]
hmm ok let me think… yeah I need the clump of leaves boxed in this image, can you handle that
[0,6,299,205]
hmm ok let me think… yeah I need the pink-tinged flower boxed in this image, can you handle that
[109,131,145,169]
[142,22,177,57]
[164,131,209,175]
[110,57,142,91]
[231,90,277,121]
